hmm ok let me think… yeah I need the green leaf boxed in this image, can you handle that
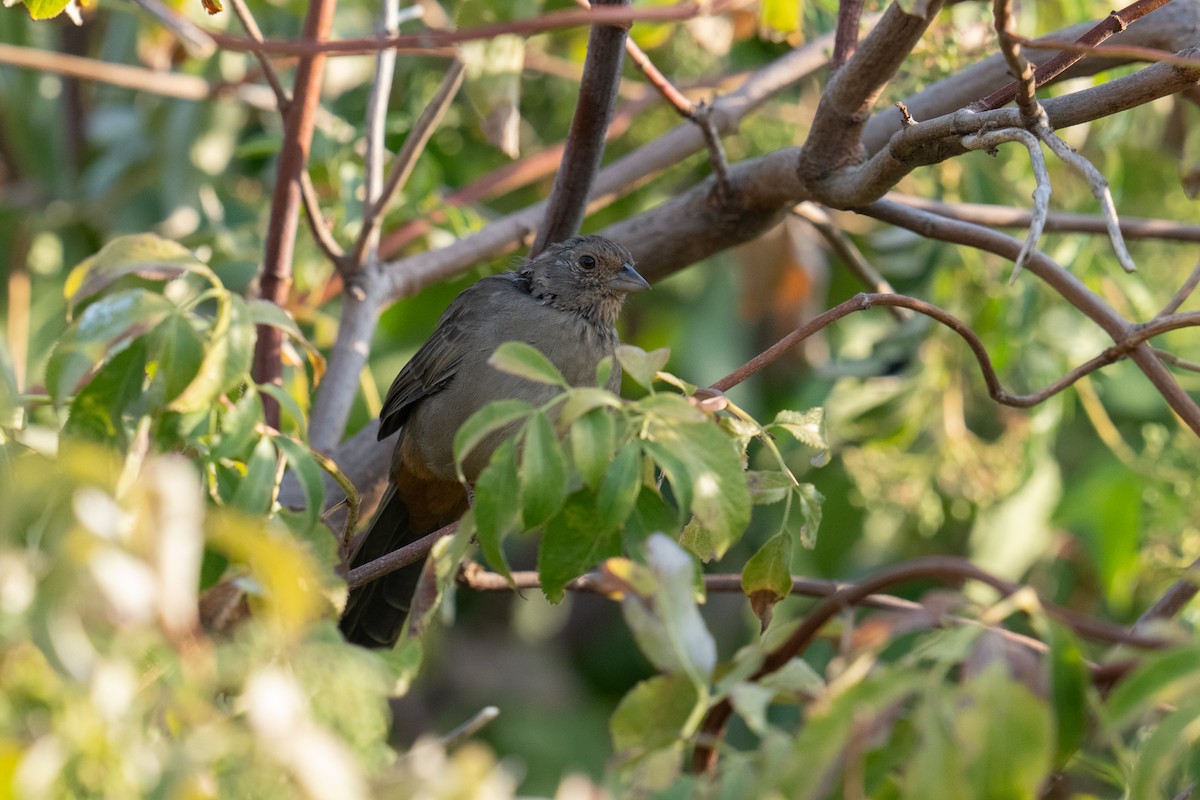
[597,442,643,533]
[151,314,205,405]
[257,383,310,439]
[1105,646,1200,730]
[65,233,214,315]
[230,435,279,517]
[271,435,325,539]
[644,421,751,561]
[1129,696,1200,799]
[23,0,71,20]
[46,289,175,405]
[617,535,716,681]
[569,406,616,491]
[728,683,776,737]
[747,470,794,505]
[538,490,622,603]
[770,407,827,450]
[213,390,263,460]
[958,665,1054,799]
[453,399,534,481]
[1045,622,1087,765]
[246,299,326,382]
[636,392,707,425]
[624,486,680,548]
[487,341,567,387]
[519,410,567,529]
[741,532,793,631]
[787,483,824,548]
[594,354,615,389]
[474,439,521,581]
[62,337,149,446]
[615,345,670,389]
[611,673,707,755]
[169,294,255,413]
[560,386,622,428]
[758,0,802,41]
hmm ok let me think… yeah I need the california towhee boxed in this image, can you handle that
[340,235,649,647]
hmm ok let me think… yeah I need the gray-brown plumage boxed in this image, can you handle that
[340,235,649,648]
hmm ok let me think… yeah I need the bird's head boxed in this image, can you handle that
[523,235,650,327]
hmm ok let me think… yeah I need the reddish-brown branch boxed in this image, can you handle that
[709,292,1136,408]
[970,0,1175,112]
[691,555,1171,773]
[209,2,738,58]
[251,0,337,427]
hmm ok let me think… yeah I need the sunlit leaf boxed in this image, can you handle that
[611,673,706,759]
[616,345,671,389]
[45,289,174,405]
[64,233,214,315]
[247,299,327,385]
[169,294,255,413]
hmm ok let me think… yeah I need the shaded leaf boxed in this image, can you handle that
[453,399,534,480]
[570,406,616,491]
[474,439,521,582]
[597,442,643,533]
[787,483,824,549]
[151,313,205,405]
[520,410,567,528]
[611,673,706,755]
[742,532,793,632]
[747,470,794,505]
[247,299,326,385]
[230,435,279,517]
[488,341,567,386]
[538,490,622,603]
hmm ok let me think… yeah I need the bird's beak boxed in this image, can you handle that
[610,263,651,293]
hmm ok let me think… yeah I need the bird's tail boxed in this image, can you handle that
[339,485,427,648]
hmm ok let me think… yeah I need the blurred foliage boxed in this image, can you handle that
[5,0,1200,796]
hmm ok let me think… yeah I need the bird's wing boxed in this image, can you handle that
[377,275,521,440]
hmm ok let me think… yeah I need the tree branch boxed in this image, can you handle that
[532,0,630,255]
[250,0,338,428]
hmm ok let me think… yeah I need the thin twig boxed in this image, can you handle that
[359,0,404,271]
[992,0,1040,126]
[1009,36,1200,70]
[210,1,742,58]
[861,199,1200,438]
[886,195,1200,243]
[1157,257,1200,318]
[126,0,216,58]
[694,101,733,200]
[1038,127,1138,273]
[1136,557,1200,629]
[347,60,465,272]
[343,521,459,590]
[790,203,905,320]
[225,0,346,265]
[970,0,1175,112]
[709,292,1134,409]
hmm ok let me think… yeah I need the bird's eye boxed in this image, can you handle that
[579,255,596,269]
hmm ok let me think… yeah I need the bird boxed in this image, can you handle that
[340,235,650,648]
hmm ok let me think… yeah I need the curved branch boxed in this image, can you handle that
[691,555,1172,773]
